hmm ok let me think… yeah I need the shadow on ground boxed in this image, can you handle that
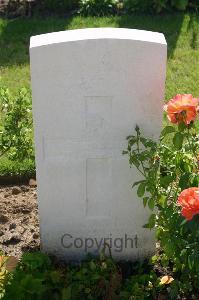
[187,13,199,50]
[0,14,192,66]
[0,17,73,67]
[1,12,198,68]
[118,13,198,58]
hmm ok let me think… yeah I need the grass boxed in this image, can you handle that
[0,13,199,176]
[0,13,199,97]
[0,157,35,177]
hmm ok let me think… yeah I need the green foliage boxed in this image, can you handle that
[1,252,173,300]
[119,271,161,299]
[3,252,65,300]
[37,0,79,14]
[124,120,199,297]
[79,0,118,16]
[79,0,198,15]
[123,0,199,13]
[0,256,18,299]
[65,254,122,299]
[2,252,120,300]
[1,237,198,299]
[0,88,34,162]
[123,0,154,13]
[0,257,9,300]
[0,157,35,177]
[1,0,198,15]
[172,0,189,11]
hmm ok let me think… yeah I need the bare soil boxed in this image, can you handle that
[0,185,40,257]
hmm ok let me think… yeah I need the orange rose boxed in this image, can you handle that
[177,187,199,221]
[164,94,199,125]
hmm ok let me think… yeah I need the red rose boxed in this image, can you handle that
[164,94,199,125]
[178,187,199,221]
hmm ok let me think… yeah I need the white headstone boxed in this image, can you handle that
[30,28,167,261]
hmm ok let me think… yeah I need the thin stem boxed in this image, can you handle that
[136,132,147,177]
[136,167,146,177]
[186,127,198,161]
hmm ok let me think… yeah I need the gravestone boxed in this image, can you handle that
[30,28,167,261]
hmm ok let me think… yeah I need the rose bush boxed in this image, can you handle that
[124,94,199,298]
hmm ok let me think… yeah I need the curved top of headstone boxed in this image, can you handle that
[30,28,166,49]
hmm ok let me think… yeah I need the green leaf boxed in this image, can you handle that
[62,287,72,300]
[122,150,128,155]
[191,175,199,186]
[158,195,167,208]
[143,197,148,207]
[132,180,145,189]
[128,136,137,146]
[89,260,96,270]
[126,135,134,140]
[161,126,175,136]
[148,198,155,210]
[178,122,187,132]
[165,241,175,257]
[173,132,184,149]
[151,255,158,264]
[130,156,140,168]
[180,249,187,257]
[172,0,188,10]
[188,255,194,270]
[149,214,156,228]
[138,150,150,161]
[160,175,174,188]
[50,271,61,284]
[140,137,156,148]
[179,173,190,189]
[143,214,156,229]
[180,218,187,226]
[137,182,146,197]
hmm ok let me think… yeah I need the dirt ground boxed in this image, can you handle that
[0,184,40,257]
